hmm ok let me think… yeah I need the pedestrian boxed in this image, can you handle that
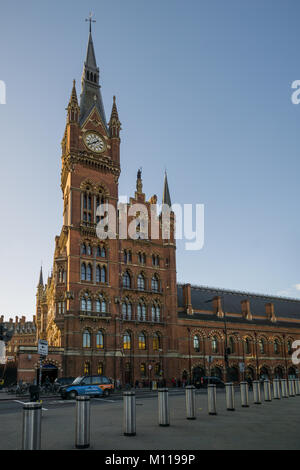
[135,379,139,389]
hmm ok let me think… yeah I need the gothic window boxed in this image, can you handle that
[96,266,101,283]
[82,191,92,224]
[274,339,280,354]
[153,333,160,351]
[81,244,87,255]
[96,331,104,349]
[138,333,146,350]
[123,332,131,350]
[245,338,251,354]
[193,335,200,352]
[95,294,107,313]
[138,252,146,265]
[151,303,161,322]
[101,266,106,283]
[96,193,105,224]
[83,330,91,348]
[151,275,159,292]
[212,336,218,354]
[122,299,132,320]
[123,271,131,289]
[152,255,159,267]
[86,264,92,281]
[287,340,292,355]
[140,363,146,377]
[84,361,90,375]
[137,302,147,321]
[87,244,92,256]
[259,338,265,354]
[81,294,92,312]
[137,274,145,291]
[57,301,65,315]
[81,263,86,281]
[98,362,104,375]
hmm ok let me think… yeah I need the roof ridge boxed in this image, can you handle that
[177,283,300,303]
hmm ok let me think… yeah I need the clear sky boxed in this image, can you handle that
[1,0,300,320]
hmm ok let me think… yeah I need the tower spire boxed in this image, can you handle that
[79,20,107,129]
[162,171,172,207]
[67,79,79,123]
[37,266,43,288]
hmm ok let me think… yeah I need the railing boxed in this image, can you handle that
[79,311,111,319]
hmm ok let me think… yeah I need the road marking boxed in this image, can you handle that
[14,400,48,411]
[94,398,116,403]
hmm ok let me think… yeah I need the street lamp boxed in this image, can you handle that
[187,328,192,385]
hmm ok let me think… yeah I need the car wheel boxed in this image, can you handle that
[68,390,77,400]
[103,389,110,397]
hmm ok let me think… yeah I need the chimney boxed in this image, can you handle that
[182,284,193,315]
[241,300,252,320]
[213,296,223,318]
[266,303,276,322]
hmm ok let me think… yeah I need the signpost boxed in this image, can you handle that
[38,340,48,389]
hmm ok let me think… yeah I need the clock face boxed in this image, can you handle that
[84,132,105,153]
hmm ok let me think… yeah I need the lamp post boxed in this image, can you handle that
[187,328,192,385]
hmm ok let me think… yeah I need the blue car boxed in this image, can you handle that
[60,376,105,400]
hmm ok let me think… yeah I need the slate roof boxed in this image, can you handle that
[177,284,300,322]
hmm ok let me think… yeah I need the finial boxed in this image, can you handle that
[85,12,96,33]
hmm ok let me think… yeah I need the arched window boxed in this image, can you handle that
[98,362,104,375]
[153,333,160,351]
[83,330,91,348]
[229,337,235,354]
[81,243,87,255]
[96,265,101,283]
[96,331,104,349]
[87,244,92,256]
[274,339,280,354]
[140,363,146,377]
[123,271,131,289]
[193,335,200,352]
[95,294,107,313]
[152,255,159,267]
[81,263,86,281]
[81,293,92,312]
[122,299,132,320]
[137,274,145,291]
[287,340,292,355]
[84,361,90,375]
[137,302,147,321]
[212,336,218,354]
[138,253,146,265]
[101,266,106,283]
[86,264,92,281]
[259,338,265,354]
[151,275,159,292]
[151,303,161,322]
[82,191,92,223]
[139,333,146,350]
[123,332,131,350]
[245,338,251,355]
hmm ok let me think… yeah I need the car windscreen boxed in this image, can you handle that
[73,376,84,385]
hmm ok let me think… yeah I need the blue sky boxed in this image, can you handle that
[1,0,300,320]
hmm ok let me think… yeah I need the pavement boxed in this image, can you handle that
[1,388,300,450]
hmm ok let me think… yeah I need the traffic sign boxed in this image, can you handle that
[38,339,48,356]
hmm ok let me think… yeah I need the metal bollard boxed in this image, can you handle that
[289,379,295,397]
[281,379,288,398]
[185,385,196,420]
[75,395,90,449]
[22,402,42,450]
[158,388,170,426]
[263,380,271,401]
[123,391,136,436]
[225,383,235,411]
[240,382,249,407]
[208,384,217,415]
[273,379,281,400]
[252,381,261,404]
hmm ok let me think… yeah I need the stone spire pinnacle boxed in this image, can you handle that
[136,168,143,194]
[37,266,43,288]
[79,25,107,128]
[109,96,121,138]
[162,171,172,207]
[67,79,79,123]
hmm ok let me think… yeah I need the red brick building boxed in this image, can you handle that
[16,27,300,385]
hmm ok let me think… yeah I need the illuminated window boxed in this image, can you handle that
[139,333,146,350]
[83,330,91,348]
[83,361,90,375]
[123,332,131,350]
[193,335,200,351]
[97,362,104,375]
[153,333,160,351]
[96,331,104,349]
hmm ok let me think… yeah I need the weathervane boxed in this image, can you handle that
[85,12,96,33]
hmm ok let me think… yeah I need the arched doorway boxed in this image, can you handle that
[274,366,284,379]
[36,363,58,384]
[259,366,270,380]
[288,367,297,379]
[192,366,205,387]
[245,366,255,381]
[211,366,223,380]
[227,366,239,383]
